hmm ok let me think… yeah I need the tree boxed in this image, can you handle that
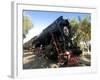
[78,16,91,52]
[70,18,79,28]
[23,15,33,38]
[69,18,79,43]
[70,16,91,52]
[79,16,91,42]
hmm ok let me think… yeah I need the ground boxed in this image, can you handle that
[23,50,91,69]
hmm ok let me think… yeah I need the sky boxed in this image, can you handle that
[23,10,91,43]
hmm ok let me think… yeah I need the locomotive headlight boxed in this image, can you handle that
[63,26,69,36]
[66,51,70,55]
[64,51,70,60]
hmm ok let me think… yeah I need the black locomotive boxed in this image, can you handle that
[32,16,82,66]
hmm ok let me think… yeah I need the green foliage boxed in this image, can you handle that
[23,15,33,37]
[70,18,79,28]
[70,16,91,46]
[77,16,91,42]
[70,18,79,39]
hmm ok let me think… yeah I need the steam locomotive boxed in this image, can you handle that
[32,16,82,66]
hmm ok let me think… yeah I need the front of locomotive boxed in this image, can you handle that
[57,17,82,66]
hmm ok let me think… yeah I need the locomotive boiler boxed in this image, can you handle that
[32,16,82,66]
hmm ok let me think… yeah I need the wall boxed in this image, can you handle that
[0,0,99,80]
